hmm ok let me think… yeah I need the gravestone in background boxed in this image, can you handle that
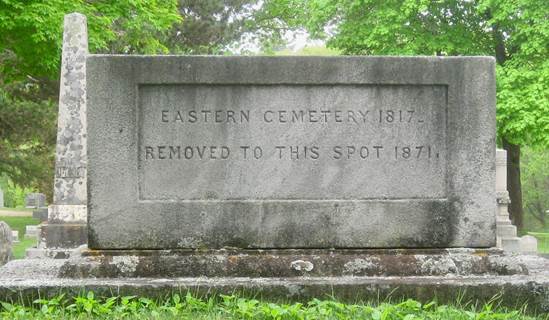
[25,226,39,239]
[11,231,19,243]
[87,56,495,249]
[24,193,46,209]
[0,187,4,208]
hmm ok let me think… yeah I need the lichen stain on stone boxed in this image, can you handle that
[290,260,314,272]
[417,256,457,275]
[343,257,379,274]
[488,256,527,275]
[112,256,139,274]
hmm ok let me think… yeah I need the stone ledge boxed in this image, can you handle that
[26,248,81,260]
[1,256,547,313]
[0,271,548,314]
[60,248,530,278]
[40,223,87,248]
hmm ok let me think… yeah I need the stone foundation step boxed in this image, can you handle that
[0,261,548,314]
[60,248,528,278]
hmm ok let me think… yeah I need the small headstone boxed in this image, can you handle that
[0,221,13,266]
[33,208,48,222]
[0,186,4,207]
[11,230,19,243]
[520,236,538,254]
[25,193,46,209]
[25,225,39,239]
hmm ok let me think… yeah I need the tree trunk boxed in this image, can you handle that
[502,138,524,230]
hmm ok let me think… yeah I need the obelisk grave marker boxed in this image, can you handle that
[87,56,495,249]
[41,13,88,250]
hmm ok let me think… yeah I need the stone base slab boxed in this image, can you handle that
[497,224,518,238]
[48,205,86,223]
[60,248,529,278]
[0,256,548,314]
[40,223,87,248]
[26,247,82,260]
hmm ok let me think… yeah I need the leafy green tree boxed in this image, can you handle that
[522,148,549,230]
[167,0,262,54]
[0,0,180,200]
[0,86,56,199]
[262,0,549,229]
[0,0,180,84]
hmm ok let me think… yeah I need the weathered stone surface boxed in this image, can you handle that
[0,222,12,266]
[40,224,87,249]
[11,231,18,243]
[39,13,88,254]
[26,247,82,259]
[53,13,87,207]
[59,248,527,278]
[0,253,548,314]
[88,56,496,249]
[0,187,4,207]
[48,205,86,224]
[24,193,46,208]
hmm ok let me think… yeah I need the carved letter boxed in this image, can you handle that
[161,110,169,122]
[145,146,154,159]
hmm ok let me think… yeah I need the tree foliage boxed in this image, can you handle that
[0,86,56,197]
[167,0,261,54]
[261,0,548,230]
[0,0,180,200]
[0,0,180,83]
[262,0,549,147]
[522,147,549,229]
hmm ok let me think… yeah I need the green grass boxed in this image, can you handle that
[0,216,40,236]
[528,232,549,253]
[0,292,546,320]
[11,237,37,259]
[0,216,40,259]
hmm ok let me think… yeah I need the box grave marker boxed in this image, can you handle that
[87,55,496,249]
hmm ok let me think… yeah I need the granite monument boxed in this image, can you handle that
[38,13,88,254]
[87,55,496,249]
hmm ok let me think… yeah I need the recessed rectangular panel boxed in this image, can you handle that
[138,84,447,200]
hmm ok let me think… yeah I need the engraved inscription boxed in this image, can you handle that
[55,164,86,178]
[138,84,447,200]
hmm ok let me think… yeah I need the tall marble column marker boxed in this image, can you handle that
[38,13,88,254]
